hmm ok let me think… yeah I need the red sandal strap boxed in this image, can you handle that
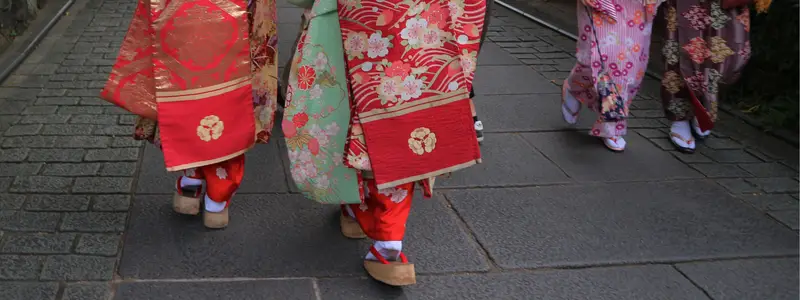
[369,246,390,265]
[398,252,409,264]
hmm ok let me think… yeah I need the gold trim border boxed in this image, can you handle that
[165,145,253,172]
[359,90,467,123]
[156,76,251,102]
[374,159,481,190]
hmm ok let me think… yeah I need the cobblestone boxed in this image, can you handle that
[0,255,44,279]
[63,282,111,300]
[60,212,127,232]
[25,195,91,212]
[1,233,76,254]
[41,255,116,280]
[75,233,121,256]
[91,195,130,212]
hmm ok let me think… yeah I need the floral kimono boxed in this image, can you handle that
[285,0,486,287]
[660,0,752,131]
[565,0,664,138]
[101,0,278,228]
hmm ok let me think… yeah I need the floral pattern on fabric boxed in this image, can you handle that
[565,0,663,138]
[660,0,750,125]
[284,2,361,204]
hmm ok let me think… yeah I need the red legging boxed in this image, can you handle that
[183,155,245,204]
[348,180,415,241]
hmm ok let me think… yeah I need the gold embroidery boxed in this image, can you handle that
[197,115,225,142]
[408,127,437,155]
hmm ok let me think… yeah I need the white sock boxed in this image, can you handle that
[204,195,226,213]
[366,241,402,261]
[670,120,695,149]
[180,176,202,188]
[691,118,711,137]
[344,205,356,219]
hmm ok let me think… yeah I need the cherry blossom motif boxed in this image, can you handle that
[344,32,368,58]
[309,124,331,147]
[216,167,228,180]
[421,27,444,48]
[709,36,734,64]
[309,84,323,100]
[709,2,731,30]
[400,75,424,101]
[662,40,680,65]
[662,71,683,94]
[422,3,448,29]
[682,5,711,30]
[197,115,224,142]
[314,175,330,189]
[377,76,402,102]
[447,0,465,21]
[459,50,477,76]
[400,18,429,47]
[367,32,391,58]
[296,66,316,90]
[685,70,708,92]
[385,61,411,77]
[313,52,328,70]
[379,187,409,203]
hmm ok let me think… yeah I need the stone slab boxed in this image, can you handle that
[476,42,521,66]
[438,133,568,188]
[119,193,488,278]
[473,66,559,95]
[446,181,798,269]
[318,265,707,300]
[677,258,799,300]
[278,23,302,70]
[114,280,316,300]
[522,132,703,182]
[473,94,596,132]
[135,143,288,194]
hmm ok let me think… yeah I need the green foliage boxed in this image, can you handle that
[727,0,799,133]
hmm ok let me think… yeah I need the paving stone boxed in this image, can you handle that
[477,42,522,65]
[97,162,136,176]
[0,255,43,279]
[91,195,131,211]
[2,136,56,148]
[0,149,29,162]
[75,233,121,256]
[634,129,666,138]
[647,138,677,151]
[85,148,140,162]
[58,106,104,114]
[446,181,798,269]
[700,148,762,163]
[22,106,59,115]
[0,177,10,192]
[740,163,797,177]
[54,136,112,148]
[61,212,127,232]
[0,163,43,176]
[716,178,761,194]
[111,137,143,148]
[41,124,96,135]
[41,255,116,280]
[472,94,596,131]
[10,176,73,193]
[42,163,102,176]
[440,134,568,187]
[746,177,799,193]
[703,137,744,150]
[64,283,111,300]
[473,66,559,95]
[34,97,80,106]
[4,124,43,136]
[627,118,665,128]
[0,282,59,300]
[690,163,751,178]
[73,177,133,194]
[1,233,76,254]
[114,280,316,300]
[319,265,707,300]
[0,211,61,231]
[136,143,288,194]
[768,210,799,230]
[522,132,702,182]
[27,148,86,162]
[120,193,488,278]
[739,194,799,211]
[69,114,118,124]
[0,194,26,210]
[671,151,713,163]
[19,114,71,124]
[677,258,799,300]
[94,125,133,135]
[26,195,91,211]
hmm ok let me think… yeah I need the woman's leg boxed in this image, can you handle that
[196,155,246,229]
[346,180,416,286]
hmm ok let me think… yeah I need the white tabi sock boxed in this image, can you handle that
[180,176,202,188]
[366,241,402,261]
[344,205,356,219]
[204,195,226,213]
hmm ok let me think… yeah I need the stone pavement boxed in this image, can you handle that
[0,0,797,298]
